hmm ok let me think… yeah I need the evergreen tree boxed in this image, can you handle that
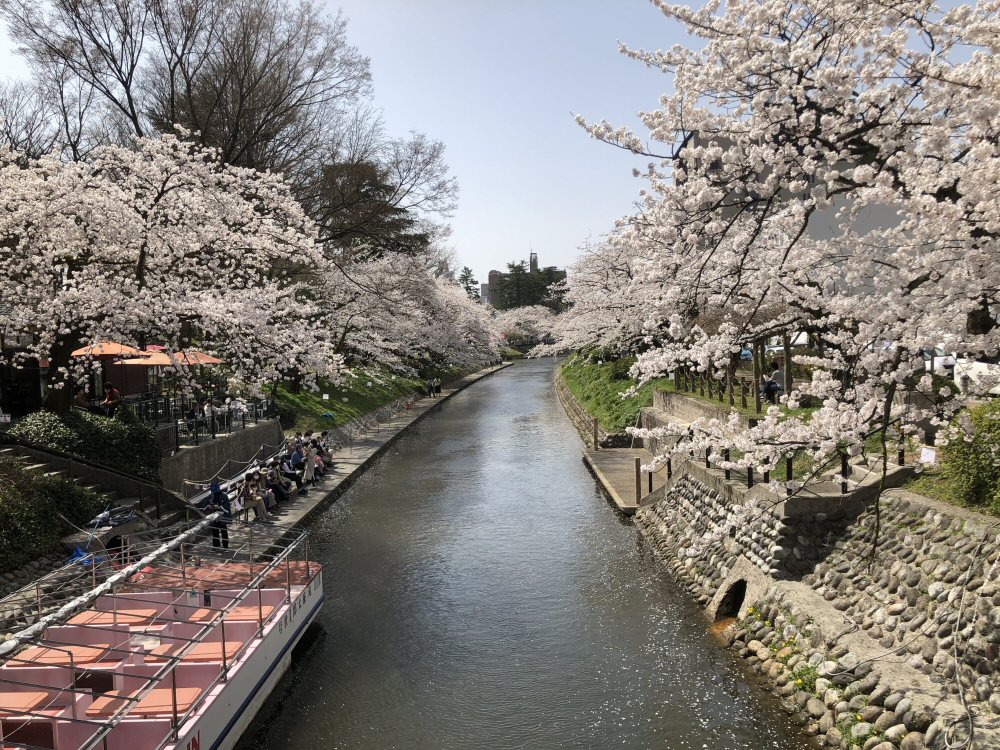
[458,266,480,300]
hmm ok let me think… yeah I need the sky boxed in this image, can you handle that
[329,0,680,283]
[0,1,688,285]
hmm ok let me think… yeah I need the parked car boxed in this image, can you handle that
[922,347,956,374]
[763,333,811,357]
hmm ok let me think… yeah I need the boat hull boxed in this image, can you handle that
[173,570,324,750]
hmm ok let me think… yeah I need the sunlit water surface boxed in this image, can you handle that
[236,359,810,750]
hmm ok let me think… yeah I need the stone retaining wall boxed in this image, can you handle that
[653,388,738,424]
[802,491,1000,706]
[635,467,1000,748]
[159,418,284,493]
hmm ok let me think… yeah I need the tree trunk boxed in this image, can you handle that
[727,355,735,407]
[43,333,83,413]
[783,334,793,400]
[752,339,762,413]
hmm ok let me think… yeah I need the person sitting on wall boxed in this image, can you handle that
[267,461,292,503]
[100,383,122,417]
[309,439,328,478]
[240,476,269,521]
[280,454,307,494]
[252,471,277,512]
[290,443,305,471]
[761,361,783,404]
[73,385,90,411]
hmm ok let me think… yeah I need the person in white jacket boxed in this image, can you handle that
[302,444,316,485]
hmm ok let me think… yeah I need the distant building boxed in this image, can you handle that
[482,253,566,310]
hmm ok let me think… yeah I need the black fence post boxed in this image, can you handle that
[724,448,731,480]
[747,466,754,488]
[841,452,850,495]
[705,448,711,468]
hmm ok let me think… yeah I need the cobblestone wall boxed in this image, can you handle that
[635,474,783,606]
[802,492,1000,709]
[635,472,1000,748]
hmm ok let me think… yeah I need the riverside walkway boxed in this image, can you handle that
[226,362,511,547]
[582,447,666,515]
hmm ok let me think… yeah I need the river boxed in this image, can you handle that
[236,359,809,750]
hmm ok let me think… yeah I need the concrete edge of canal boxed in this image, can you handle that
[553,364,1000,750]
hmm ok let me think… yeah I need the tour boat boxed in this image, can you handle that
[0,517,323,750]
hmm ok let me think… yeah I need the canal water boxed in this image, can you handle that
[237,359,808,750]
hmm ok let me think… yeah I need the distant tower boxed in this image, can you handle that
[529,252,538,274]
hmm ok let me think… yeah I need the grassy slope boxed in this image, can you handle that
[560,355,672,432]
[905,467,1000,517]
[276,365,466,433]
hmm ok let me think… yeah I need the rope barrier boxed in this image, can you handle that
[182,439,288,488]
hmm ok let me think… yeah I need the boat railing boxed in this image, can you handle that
[0,519,319,750]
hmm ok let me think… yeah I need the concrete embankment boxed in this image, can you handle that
[557,376,1000,749]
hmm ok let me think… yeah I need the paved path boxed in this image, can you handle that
[582,448,666,515]
[226,363,512,550]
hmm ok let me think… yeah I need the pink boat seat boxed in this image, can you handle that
[68,609,159,627]
[85,687,203,718]
[187,605,275,623]
[146,640,245,663]
[10,643,122,667]
[0,691,51,714]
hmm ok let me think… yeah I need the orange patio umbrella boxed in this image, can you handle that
[119,352,178,366]
[120,350,223,366]
[178,350,224,365]
[71,342,142,358]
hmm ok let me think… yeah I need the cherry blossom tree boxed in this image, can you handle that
[534,239,649,356]
[317,251,499,372]
[573,0,1000,482]
[496,305,559,347]
[0,134,340,411]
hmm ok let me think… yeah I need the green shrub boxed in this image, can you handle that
[608,358,634,381]
[0,457,106,570]
[938,400,1000,512]
[8,409,160,482]
[793,663,819,693]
